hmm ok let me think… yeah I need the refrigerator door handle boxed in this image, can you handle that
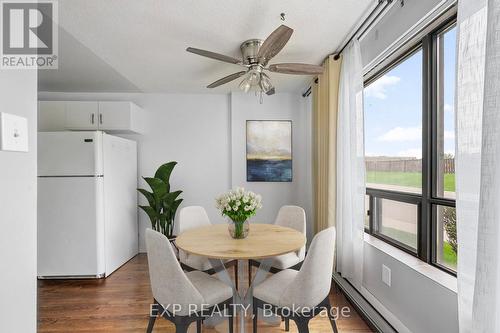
[99,113,103,125]
[91,113,95,124]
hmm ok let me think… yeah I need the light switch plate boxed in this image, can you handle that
[382,264,391,287]
[0,112,28,152]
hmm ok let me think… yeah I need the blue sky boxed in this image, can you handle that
[364,27,456,158]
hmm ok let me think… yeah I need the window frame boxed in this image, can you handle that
[364,16,457,276]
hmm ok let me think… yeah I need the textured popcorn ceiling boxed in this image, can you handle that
[38,0,372,93]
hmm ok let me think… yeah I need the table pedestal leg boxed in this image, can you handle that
[207,258,280,333]
[204,259,266,332]
[238,259,246,332]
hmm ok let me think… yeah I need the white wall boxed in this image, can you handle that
[38,91,312,251]
[133,94,231,251]
[362,243,458,333]
[0,70,38,332]
[230,93,313,240]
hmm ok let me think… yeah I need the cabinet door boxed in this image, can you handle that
[65,101,98,130]
[38,101,66,131]
[98,101,130,131]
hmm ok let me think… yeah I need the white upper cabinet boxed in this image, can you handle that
[38,101,144,134]
[98,102,144,133]
[38,101,66,131]
[65,101,99,130]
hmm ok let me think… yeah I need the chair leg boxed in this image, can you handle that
[326,302,339,333]
[248,260,252,287]
[228,302,234,333]
[285,317,290,331]
[235,261,239,291]
[332,280,340,294]
[253,301,258,333]
[175,323,189,333]
[197,319,202,333]
[291,317,310,333]
[146,315,156,333]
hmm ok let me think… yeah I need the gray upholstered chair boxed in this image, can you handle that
[248,206,307,284]
[145,229,234,333]
[178,206,239,288]
[252,227,338,333]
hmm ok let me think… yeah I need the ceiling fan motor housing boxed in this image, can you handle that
[240,39,263,65]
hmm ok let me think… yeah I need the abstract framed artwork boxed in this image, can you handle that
[246,120,292,182]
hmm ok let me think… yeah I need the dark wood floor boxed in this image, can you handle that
[38,254,373,332]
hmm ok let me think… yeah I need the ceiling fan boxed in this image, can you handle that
[186,25,324,96]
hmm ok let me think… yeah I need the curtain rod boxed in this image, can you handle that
[302,0,393,98]
[333,0,392,60]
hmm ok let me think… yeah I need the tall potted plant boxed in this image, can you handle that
[138,161,183,239]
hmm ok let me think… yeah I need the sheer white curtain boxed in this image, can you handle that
[336,40,365,288]
[456,0,500,331]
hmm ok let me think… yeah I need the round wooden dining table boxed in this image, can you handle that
[176,223,306,333]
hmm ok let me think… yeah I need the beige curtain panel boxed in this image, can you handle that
[312,55,342,235]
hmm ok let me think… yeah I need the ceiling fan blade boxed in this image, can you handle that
[257,25,294,64]
[268,63,324,75]
[207,71,247,88]
[186,47,241,64]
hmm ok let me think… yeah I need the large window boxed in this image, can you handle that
[364,20,457,275]
[365,50,422,195]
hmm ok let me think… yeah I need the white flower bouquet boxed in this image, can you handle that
[215,187,262,238]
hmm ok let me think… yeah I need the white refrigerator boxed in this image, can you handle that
[37,131,138,278]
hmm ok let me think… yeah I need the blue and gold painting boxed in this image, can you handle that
[246,120,292,182]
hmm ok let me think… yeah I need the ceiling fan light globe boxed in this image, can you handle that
[248,71,261,86]
[259,73,273,93]
[239,77,251,93]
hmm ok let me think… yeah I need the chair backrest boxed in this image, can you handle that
[178,206,211,234]
[145,229,203,315]
[279,227,336,309]
[275,205,306,259]
[275,205,306,234]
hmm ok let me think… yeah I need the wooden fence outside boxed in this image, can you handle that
[366,158,455,173]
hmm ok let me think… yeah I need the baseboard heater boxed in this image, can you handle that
[332,273,398,333]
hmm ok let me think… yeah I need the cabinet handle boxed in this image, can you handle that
[99,114,103,125]
[91,113,95,124]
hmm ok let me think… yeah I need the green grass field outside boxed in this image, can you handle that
[367,171,455,192]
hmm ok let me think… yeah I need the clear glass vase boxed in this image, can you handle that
[228,220,249,239]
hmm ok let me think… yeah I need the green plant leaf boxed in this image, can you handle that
[137,188,155,207]
[171,198,183,217]
[143,177,168,204]
[154,162,177,185]
[139,205,159,225]
[164,190,182,203]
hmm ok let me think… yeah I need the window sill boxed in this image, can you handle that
[364,233,457,293]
